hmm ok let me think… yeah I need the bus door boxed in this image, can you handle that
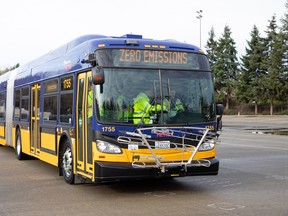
[76,72,93,177]
[31,83,41,156]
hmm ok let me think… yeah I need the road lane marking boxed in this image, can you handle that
[208,202,245,211]
[220,134,288,145]
[144,191,176,197]
[221,143,288,151]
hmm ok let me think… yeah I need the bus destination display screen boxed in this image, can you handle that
[96,49,210,70]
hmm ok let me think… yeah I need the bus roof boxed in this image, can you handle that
[9,34,202,87]
[0,70,11,91]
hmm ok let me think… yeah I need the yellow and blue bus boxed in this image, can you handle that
[0,34,223,184]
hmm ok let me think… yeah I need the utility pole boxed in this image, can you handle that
[196,10,203,48]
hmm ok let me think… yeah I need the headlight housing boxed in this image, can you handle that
[96,140,122,154]
[198,139,215,151]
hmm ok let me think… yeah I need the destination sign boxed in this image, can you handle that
[117,49,188,65]
[44,79,58,94]
[95,49,210,70]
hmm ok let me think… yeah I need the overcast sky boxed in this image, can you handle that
[0,0,286,68]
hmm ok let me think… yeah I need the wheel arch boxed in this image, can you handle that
[58,130,73,176]
[14,124,21,149]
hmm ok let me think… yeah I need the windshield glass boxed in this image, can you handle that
[95,68,215,125]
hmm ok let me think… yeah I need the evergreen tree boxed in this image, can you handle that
[205,27,220,104]
[203,0,288,114]
[205,27,218,70]
[262,14,286,115]
[0,63,20,75]
[281,0,288,62]
[280,0,288,101]
[237,25,266,114]
[213,25,239,110]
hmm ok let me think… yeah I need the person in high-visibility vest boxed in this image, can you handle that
[87,85,93,119]
[163,90,184,117]
[133,92,164,124]
[87,81,93,164]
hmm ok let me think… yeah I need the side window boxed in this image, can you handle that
[21,87,29,120]
[0,92,5,119]
[43,79,58,123]
[60,76,73,124]
[14,89,21,121]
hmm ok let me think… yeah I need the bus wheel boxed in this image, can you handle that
[62,140,75,184]
[15,130,26,160]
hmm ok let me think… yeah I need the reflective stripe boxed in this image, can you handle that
[134,111,144,114]
[88,91,93,118]
[143,103,149,113]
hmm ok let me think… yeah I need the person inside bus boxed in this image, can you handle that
[163,90,184,117]
[117,95,133,122]
[87,79,93,157]
[87,83,93,121]
[133,92,165,124]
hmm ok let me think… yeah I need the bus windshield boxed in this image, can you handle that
[94,68,215,125]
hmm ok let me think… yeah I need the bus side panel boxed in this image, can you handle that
[40,127,57,153]
[0,124,5,137]
[41,133,56,152]
[0,139,5,145]
[39,127,58,166]
[21,128,31,156]
[39,151,58,166]
[0,122,5,145]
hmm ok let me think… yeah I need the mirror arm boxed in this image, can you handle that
[81,53,97,67]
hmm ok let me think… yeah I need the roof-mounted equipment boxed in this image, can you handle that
[81,53,97,67]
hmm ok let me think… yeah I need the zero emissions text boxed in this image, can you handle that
[118,49,188,65]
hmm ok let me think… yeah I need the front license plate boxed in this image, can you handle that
[128,144,139,150]
[155,141,170,149]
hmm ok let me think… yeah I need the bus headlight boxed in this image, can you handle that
[96,140,122,154]
[198,139,215,151]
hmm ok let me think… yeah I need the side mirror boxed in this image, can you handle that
[216,104,224,131]
[92,66,105,85]
[216,104,224,115]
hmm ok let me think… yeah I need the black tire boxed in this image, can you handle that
[15,130,27,160]
[61,140,75,184]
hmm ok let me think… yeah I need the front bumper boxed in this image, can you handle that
[94,158,219,182]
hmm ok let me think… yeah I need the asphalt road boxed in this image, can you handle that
[0,115,287,216]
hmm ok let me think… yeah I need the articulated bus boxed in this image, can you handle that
[0,34,223,184]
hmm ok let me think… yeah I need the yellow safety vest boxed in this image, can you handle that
[133,93,163,124]
[88,90,93,118]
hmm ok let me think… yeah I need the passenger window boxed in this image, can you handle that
[20,87,30,120]
[0,93,5,119]
[43,96,58,123]
[14,89,21,121]
[60,93,73,124]
[43,79,59,123]
[21,98,29,120]
[60,76,74,124]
